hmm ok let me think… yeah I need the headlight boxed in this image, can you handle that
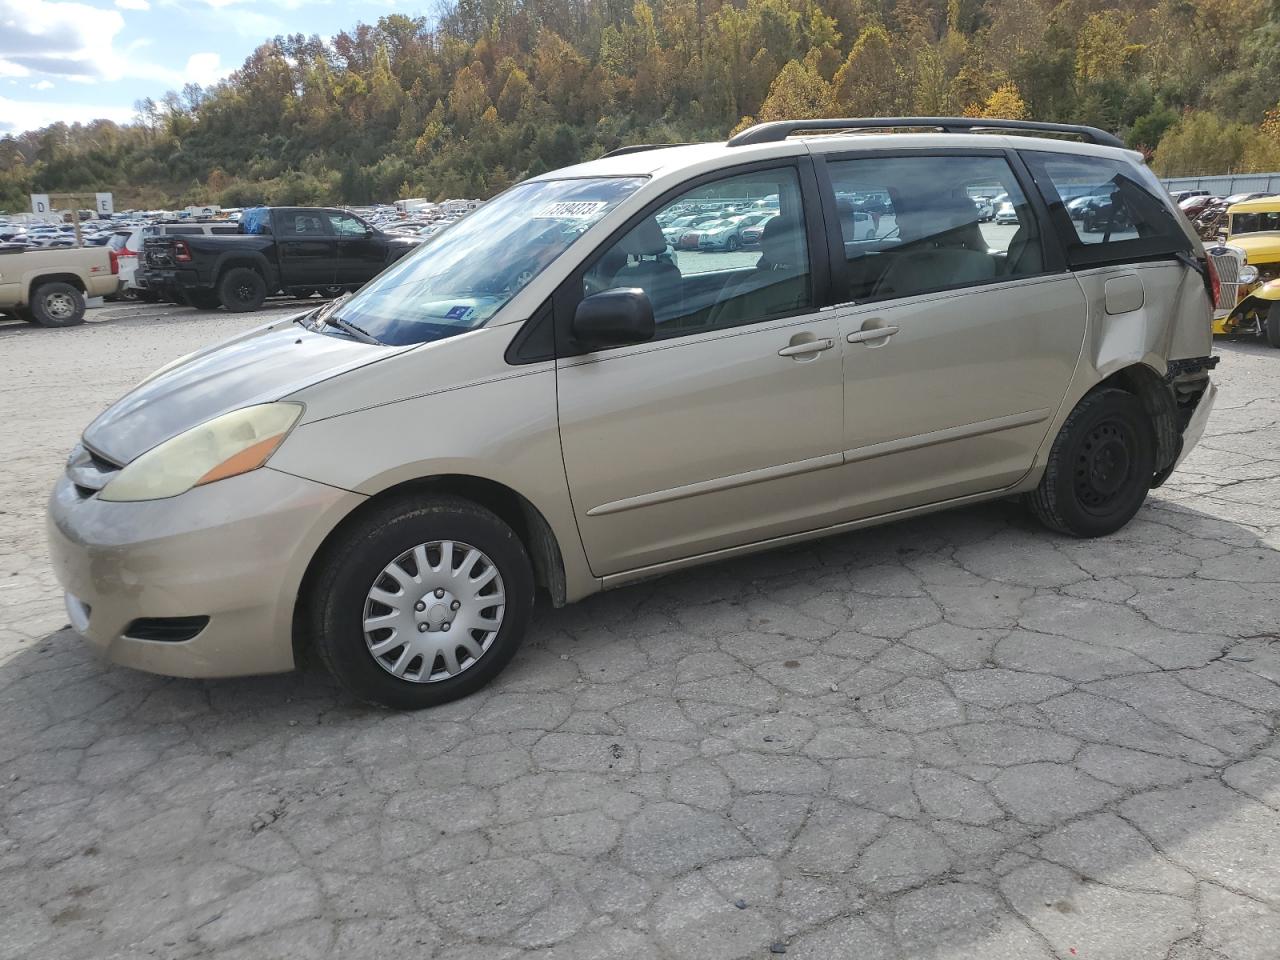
[1238,265,1260,284]
[99,402,303,502]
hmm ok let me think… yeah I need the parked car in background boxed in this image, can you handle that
[1080,195,1133,232]
[1206,193,1280,346]
[1170,189,1209,203]
[0,245,118,326]
[1066,194,1099,220]
[1179,194,1218,219]
[131,221,243,301]
[105,230,142,299]
[141,207,421,311]
[48,116,1217,709]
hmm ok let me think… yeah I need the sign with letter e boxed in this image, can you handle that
[95,193,114,216]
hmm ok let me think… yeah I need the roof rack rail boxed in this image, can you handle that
[727,117,1125,149]
[600,143,689,158]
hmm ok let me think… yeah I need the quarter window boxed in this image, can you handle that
[1022,151,1190,265]
[583,167,812,338]
[825,154,1045,302]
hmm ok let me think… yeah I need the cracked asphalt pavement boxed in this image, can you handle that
[2,303,1279,960]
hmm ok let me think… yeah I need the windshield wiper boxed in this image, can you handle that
[325,313,382,345]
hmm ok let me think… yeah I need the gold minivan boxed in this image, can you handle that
[48,118,1219,708]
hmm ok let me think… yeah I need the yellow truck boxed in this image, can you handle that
[0,244,119,327]
[1206,194,1280,347]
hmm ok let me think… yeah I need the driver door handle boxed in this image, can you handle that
[778,337,834,357]
[847,324,899,344]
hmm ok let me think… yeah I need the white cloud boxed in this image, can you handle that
[114,0,150,9]
[0,0,232,93]
[0,0,126,82]
[31,79,54,90]
[183,52,228,87]
[0,94,134,133]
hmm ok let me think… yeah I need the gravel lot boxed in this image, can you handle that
[1,300,1278,960]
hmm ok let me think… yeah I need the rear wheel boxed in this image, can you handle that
[310,496,534,710]
[29,282,86,327]
[318,284,347,299]
[292,287,318,299]
[1028,388,1155,538]
[217,267,266,312]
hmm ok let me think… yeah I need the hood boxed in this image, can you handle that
[84,318,402,464]
[1226,233,1280,264]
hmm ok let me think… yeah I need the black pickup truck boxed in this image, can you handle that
[141,207,422,312]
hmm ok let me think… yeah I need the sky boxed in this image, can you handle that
[0,0,431,135]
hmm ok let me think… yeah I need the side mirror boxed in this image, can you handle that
[572,288,655,350]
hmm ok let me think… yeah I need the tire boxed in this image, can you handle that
[29,281,86,327]
[292,288,318,299]
[318,284,346,299]
[310,495,535,710]
[183,289,222,311]
[1027,388,1156,538]
[217,267,267,312]
[1265,305,1280,349]
[727,235,740,252]
[138,289,160,303]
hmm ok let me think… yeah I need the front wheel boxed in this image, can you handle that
[1027,388,1155,538]
[1265,305,1280,348]
[310,496,534,710]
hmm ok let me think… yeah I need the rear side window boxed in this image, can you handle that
[825,153,1046,302]
[1022,151,1190,266]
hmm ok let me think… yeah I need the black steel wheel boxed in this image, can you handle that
[1028,388,1155,537]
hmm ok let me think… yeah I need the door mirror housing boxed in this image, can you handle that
[572,288,655,350]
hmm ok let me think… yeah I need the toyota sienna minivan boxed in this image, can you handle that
[48,118,1219,709]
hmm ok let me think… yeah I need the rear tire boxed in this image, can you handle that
[29,282,86,327]
[318,284,347,299]
[217,267,266,312]
[1266,305,1280,348]
[292,287,318,299]
[310,496,534,710]
[1028,388,1155,538]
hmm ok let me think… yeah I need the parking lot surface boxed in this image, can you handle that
[1,302,1278,960]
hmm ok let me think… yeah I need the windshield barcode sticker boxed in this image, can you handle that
[533,201,608,219]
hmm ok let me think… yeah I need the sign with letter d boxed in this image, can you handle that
[30,194,50,215]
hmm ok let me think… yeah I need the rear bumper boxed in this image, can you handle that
[156,268,204,290]
[1174,381,1216,470]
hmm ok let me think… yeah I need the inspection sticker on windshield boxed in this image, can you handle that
[444,305,474,321]
[533,200,608,220]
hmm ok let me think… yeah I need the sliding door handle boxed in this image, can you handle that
[847,324,899,344]
[778,337,834,358]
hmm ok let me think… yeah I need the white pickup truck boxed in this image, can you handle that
[0,245,119,327]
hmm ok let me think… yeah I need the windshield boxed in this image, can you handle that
[1231,211,1280,235]
[329,176,645,346]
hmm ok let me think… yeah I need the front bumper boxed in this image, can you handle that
[46,466,362,678]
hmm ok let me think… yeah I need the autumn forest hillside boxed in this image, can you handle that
[3,0,1280,211]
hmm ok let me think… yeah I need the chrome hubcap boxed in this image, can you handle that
[363,540,505,683]
[46,293,74,318]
